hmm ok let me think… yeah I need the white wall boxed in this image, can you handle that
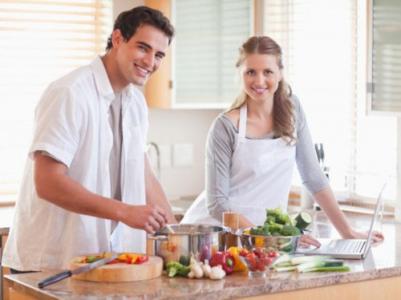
[148,109,221,200]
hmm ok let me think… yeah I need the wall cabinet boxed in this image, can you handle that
[144,0,172,108]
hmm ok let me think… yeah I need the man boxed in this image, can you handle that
[2,6,176,271]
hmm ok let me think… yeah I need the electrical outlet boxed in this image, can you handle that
[173,143,193,167]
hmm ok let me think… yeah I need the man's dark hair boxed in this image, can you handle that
[106,6,174,51]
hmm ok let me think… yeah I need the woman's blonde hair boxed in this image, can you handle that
[229,36,295,142]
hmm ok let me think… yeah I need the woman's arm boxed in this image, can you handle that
[294,96,383,242]
[314,188,384,242]
[205,115,235,221]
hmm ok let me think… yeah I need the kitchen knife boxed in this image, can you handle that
[37,253,118,289]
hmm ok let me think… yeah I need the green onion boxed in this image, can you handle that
[290,255,331,265]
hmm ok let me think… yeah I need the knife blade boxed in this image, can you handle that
[38,253,118,289]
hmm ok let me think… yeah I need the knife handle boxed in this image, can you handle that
[38,270,72,289]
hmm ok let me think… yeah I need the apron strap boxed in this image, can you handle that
[235,105,247,150]
[238,105,247,138]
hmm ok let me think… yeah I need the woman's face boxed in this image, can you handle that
[241,53,282,103]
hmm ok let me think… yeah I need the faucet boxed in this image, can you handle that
[146,141,161,180]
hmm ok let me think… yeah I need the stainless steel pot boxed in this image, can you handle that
[147,224,226,265]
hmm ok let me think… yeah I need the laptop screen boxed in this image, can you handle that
[363,182,386,256]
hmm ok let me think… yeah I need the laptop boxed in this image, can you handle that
[295,183,386,259]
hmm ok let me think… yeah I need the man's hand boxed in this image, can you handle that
[121,204,168,234]
[144,155,177,224]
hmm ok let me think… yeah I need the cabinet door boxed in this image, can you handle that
[144,0,173,108]
[368,0,401,113]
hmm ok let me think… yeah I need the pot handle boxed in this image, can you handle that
[146,234,168,256]
[147,234,168,241]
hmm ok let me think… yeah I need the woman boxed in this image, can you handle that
[182,36,383,243]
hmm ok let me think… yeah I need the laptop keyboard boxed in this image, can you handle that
[329,239,366,254]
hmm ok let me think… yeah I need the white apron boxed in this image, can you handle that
[182,104,296,226]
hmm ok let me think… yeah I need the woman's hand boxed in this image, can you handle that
[345,229,384,244]
[298,234,321,248]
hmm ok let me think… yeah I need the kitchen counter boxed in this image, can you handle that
[4,212,401,300]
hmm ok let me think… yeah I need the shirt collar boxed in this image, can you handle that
[91,56,115,103]
[91,56,136,103]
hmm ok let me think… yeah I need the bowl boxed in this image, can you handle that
[239,230,300,254]
[239,247,278,278]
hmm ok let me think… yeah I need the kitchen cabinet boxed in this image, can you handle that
[143,0,173,108]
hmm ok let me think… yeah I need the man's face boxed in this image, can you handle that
[113,25,169,86]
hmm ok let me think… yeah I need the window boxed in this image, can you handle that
[368,0,401,112]
[263,0,397,203]
[0,0,112,200]
[173,0,252,107]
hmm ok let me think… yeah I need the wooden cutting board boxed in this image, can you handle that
[70,255,163,282]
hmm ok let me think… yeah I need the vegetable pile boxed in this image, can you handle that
[165,255,228,280]
[272,254,350,273]
[164,247,281,279]
[248,208,311,236]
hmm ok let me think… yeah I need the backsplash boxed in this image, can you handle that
[147,108,221,200]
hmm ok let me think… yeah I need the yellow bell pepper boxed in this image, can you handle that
[255,236,264,248]
[227,247,247,272]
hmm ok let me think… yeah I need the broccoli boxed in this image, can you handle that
[166,261,190,277]
[250,207,306,237]
[250,226,265,235]
[266,208,291,225]
[267,223,283,234]
[266,208,282,218]
[276,213,291,225]
[280,225,301,236]
[262,224,270,235]
[264,215,276,225]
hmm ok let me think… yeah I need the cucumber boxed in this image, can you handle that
[295,212,312,230]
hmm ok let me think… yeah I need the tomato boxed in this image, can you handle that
[107,259,120,264]
[136,255,148,264]
[253,248,264,258]
[267,251,279,258]
[245,253,258,271]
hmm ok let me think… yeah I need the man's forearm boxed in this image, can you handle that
[34,153,130,224]
[144,155,177,223]
[146,179,177,223]
[35,166,127,222]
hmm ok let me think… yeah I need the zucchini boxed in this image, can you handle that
[295,212,312,230]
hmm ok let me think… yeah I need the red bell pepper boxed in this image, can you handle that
[210,251,235,274]
[136,255,148,264]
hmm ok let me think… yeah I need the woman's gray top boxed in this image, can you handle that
[206,95,329,220]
